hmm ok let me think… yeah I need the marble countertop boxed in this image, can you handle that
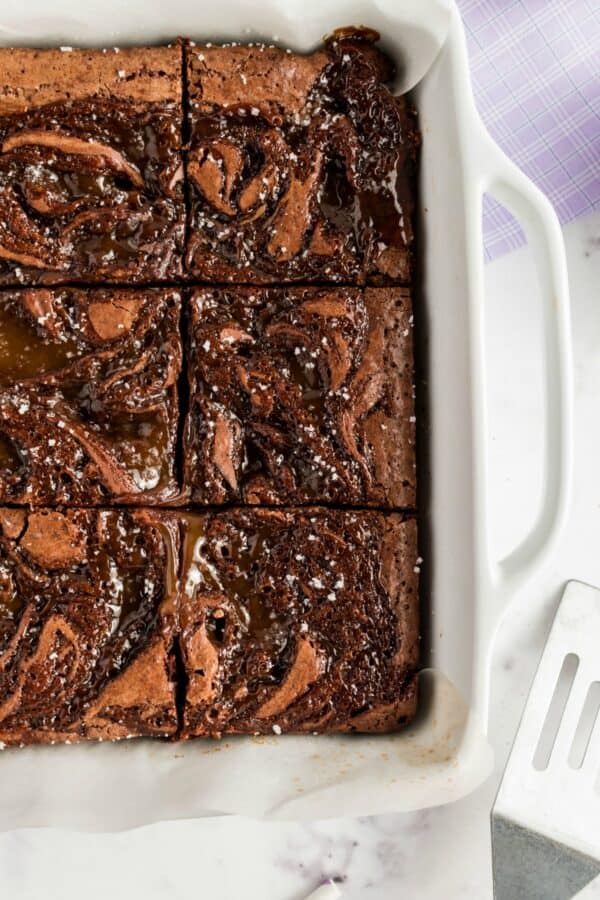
[1,211,599,899]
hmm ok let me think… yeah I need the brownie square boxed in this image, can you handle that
[0,46,184,284]
[185,35,419,283]
[0,507,179,746]
[183,286,416,507]
[0,287,182,505]
[179,507,419,737]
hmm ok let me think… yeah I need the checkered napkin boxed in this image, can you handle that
[457,0,600,260]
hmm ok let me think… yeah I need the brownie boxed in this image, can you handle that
[179,507,418,737]
[183,286,416,507]
[0,46,184,284]
[185,34,419,283]
[0,33,423,750]
[0,287,182,505]
[0,507,179,746]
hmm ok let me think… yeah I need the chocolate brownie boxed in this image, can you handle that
[0,507,179,746]
[0,287,182,505]
[179,508,418,737]
[185,33,419,283]
[183,286,416,507]
[0,46,184,284]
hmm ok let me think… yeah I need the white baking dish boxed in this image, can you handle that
[0,0,572,827]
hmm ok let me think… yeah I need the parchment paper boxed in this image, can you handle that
[0,671,493,829]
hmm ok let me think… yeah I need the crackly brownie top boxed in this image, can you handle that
[180,508,418,735]
[0,46,184,284]
[184,286,416,507]
[0,507,179,742]
[0,288,182,505]
[185,33,419,283]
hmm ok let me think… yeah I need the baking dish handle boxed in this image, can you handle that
[478,137,573,599]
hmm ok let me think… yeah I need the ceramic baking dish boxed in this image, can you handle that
[0,0,572,826]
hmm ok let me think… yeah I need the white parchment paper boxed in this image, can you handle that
[0,671,493,829]
[0,0,497,829]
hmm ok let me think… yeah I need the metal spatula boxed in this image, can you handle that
[492,580,600,900]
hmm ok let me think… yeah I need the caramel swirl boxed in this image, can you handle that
[0,288,182,505]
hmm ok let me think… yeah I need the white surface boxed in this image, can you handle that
[1,210,597,900]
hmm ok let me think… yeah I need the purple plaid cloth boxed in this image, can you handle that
[457,0,600,260]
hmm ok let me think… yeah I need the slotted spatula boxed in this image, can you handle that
[492,580,600,900]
